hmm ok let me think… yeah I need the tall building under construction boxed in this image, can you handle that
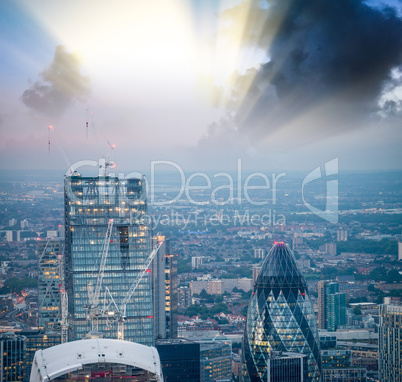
[64,163,153,344]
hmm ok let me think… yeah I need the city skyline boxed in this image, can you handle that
[0,1,401,380]
[0,0,401,171]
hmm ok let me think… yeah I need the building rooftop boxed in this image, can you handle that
[30,338,163,382]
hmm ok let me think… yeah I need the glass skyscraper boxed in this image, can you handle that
[64,169,153,344]
[242,242,321,382]
[38,238,62,332]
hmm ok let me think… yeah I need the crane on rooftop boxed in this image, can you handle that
[102,241,163,341]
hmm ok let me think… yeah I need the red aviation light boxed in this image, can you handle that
[146,269,151,273]
[148,315,153,319]
[110,240,113,243]
[280,242,284,244]
[274,241,278,244]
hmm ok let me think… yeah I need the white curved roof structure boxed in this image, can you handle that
[30,338,163,382]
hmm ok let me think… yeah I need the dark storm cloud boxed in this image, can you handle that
[224,0,402,139]
[21,45,90,117]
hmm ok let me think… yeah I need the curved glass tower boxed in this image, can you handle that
[242,242,321,382]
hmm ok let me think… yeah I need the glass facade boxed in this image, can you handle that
[267,352,307,382]
[321,350,351,368]
[326,283,346,332]
[156,340,201,382]
[242,243,321,382]
[153,237,178,340]
[0,333,26,381]
[21,330,60,382]
[64,172,153,344]
[38,239,62,332]
[200,341,232,382]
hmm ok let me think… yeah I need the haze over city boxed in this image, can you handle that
[1,0,401,172]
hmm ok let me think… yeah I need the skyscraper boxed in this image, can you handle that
[379,303,402,382]
[242,242,321,382]
[317,281,346,331]
[153,236,178,340]
[317,281,327,329]
[327,292,347,331]
[64,165,153,344]
[38,238,62,332]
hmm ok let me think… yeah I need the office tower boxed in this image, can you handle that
[242,242,321,382]
[267,352,307,382]
[20,330,60,382]
[398,242,402,261]
[64,167,153,344]
[317,281,346,331]
[254,248,265,259]
[157,339,201,382]
[318,281,327,329]
[153,236,178,340]
[200,341,232,382]
[30,338,163,381]
[38,238,62,332]
[0,333,26,381]
[379,304,402,382]
[327,292,347,331]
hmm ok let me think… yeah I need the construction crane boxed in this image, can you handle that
[48,124,72,170]
[102,241,163,341]
[85,109,116,177]
[86,219,114,335]
[58,251,68,344]
[98,141,116,177]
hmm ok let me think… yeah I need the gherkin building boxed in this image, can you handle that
[242,242,321,382]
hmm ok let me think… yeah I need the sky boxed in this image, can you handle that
[0,0,401,173]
